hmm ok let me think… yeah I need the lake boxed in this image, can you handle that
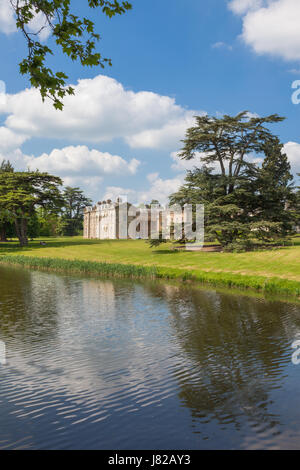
[0,264,300,450]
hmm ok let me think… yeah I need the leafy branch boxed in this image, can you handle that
[9,0,132,109]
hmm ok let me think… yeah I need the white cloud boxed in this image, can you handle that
[126,113,197,149]
[170,143,299,177]
[211,41,233,51]
[0,0,15,33]
[228,0,300,61]
[0,144,140,201]
[170,151,206,172]
[0,148,29,170]
[0,75,205,202]
[140,174,184,204]
[27,9,51,41]
[0,75,201,150]
[24,145,140,177]
[103,173,184,206]
[62,175,104,196]
[0,127,28,152]
[102,186,138,203]
[147,172,159,183]
[0,0,51,40]
[283,141,300,174]
[228,0,263,15]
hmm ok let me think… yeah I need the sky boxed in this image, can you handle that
[0,0,300,204]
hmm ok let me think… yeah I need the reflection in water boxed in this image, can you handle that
[147,284,300,448]
[0,265,300,449]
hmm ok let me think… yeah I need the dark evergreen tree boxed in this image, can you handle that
[159,113,297,251]
[249,138,295,242]
[293,174,300,231]
[61,187,92,236]
[0,171,63,246]
[0,160,15,241]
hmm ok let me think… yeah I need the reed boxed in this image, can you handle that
[0,255,158,279]
[1,254,299,298]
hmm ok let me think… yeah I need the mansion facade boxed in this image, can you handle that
[84,200,158,240]
[83,200,185,240]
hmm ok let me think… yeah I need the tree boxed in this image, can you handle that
[250,138,295,242]
[293,174,300,231]
[178,112,287,248]
[9,0,132,109]
[0,171,63,246]
[150,199,160,206]
[36,207,60,236]
[0,160,14,172]
[0,160,15,242]
[163,113,296,250]
[169,166,220,208]
[179,112,285,196]
[27,211,40,238]
[168,166,225,244]
[61,186,92,236]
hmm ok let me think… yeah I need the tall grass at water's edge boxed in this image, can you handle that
[0,254,300,298]
[0,255,157,279]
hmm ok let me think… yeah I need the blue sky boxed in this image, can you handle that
[0,0,300,203]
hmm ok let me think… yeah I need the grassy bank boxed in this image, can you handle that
[0,236,300,297]
[0,255,158,279]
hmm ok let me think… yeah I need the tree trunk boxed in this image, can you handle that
[0,224,7,242]
[15,218,28,247]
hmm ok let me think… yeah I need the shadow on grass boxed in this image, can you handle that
[151,249,182,255]
[292,235,300,246]
[0,238,112,252]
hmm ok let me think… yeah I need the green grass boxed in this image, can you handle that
[0,254,158,279]
[0,236,300,297]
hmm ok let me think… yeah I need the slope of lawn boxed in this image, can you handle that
[0,236,299,296]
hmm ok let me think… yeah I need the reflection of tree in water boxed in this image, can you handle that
[0,266,60,344]
[0,267,143,358]
[144,282,300,434]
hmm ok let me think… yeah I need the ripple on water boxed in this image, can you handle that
[0,266,300,449]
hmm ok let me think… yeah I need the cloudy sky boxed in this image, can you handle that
[0,0,300,204]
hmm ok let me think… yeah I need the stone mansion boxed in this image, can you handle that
[84,199,159,240]
[83,199,187,240]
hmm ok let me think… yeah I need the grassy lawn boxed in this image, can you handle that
[0,236,299,287]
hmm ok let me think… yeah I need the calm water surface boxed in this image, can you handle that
[0,265,300,449]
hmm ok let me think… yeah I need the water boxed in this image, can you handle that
[0,265,300,450]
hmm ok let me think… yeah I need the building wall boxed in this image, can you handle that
[84,202,127,240]
[84,202,183,240]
